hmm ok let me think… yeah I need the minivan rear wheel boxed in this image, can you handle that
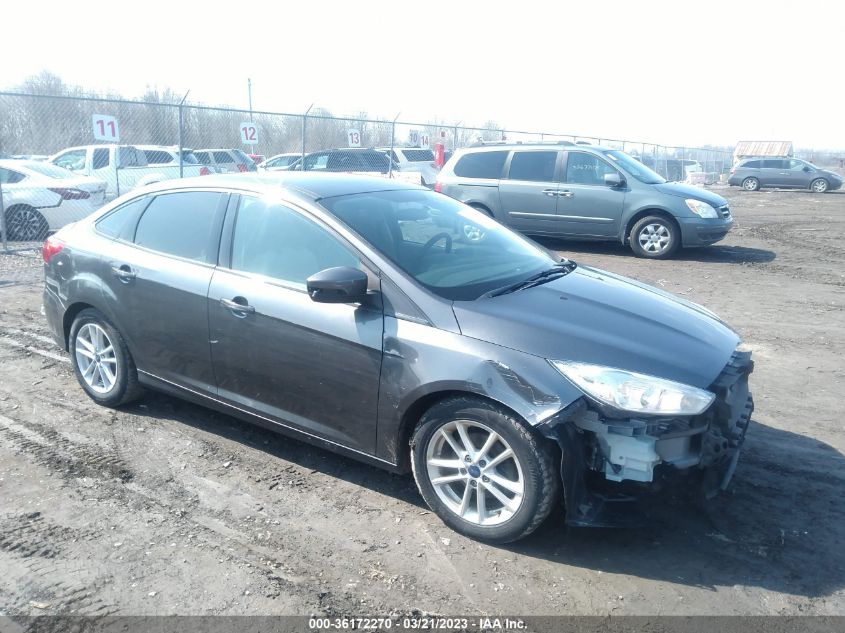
[410,396,559,543]
[742,177,760,191]
[810,178,829,193]
[629,215,680,259]
[69,308,143,407]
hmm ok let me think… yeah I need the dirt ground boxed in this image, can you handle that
[0,185,843,619]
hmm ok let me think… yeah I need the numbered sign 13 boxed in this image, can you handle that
[240,122,259,145]
[347,129,362,147]
[92,115,120,142]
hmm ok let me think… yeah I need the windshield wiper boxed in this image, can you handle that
[485,260,577,297]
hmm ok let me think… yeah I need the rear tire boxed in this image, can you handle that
[629,215,680,259]
[410,396,559,543]
[810,178,829,193]
[5,206,49,241]
[69,308,143,407]
[742,177,760,191]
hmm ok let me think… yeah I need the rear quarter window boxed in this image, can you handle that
[742,160,761,168]
[95,196,150,238]
[453,151,508,179]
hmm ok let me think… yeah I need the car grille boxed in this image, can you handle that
[718,204,731,219]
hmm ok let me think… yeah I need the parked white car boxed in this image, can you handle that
[137,145,212,174]
[193,149,258,174]
[0,160,107,241]
[49,144,208,202]
[377,146,439,186]
[257,153,301,171]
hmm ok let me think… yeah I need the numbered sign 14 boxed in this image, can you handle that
[347,129,362,147]
[419,132,431,147]
[240,122,259,145]
[92,114,120,142]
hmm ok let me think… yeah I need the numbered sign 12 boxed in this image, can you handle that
[92,114,120,142]
[240,122,259,145]
[347,129,362,148]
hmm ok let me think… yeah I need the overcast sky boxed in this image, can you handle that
[3,0,842,149]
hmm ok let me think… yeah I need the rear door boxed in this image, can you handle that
[101,190,228,392]
[556,151,626,237]
[497,150,561,233]
[207,195,384,454]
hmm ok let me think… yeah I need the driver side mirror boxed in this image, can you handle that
[604,172,625,187]
[307,267,368,304]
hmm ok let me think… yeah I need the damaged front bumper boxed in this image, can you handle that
[538,351,754,527]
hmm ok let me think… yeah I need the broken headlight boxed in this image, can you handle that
[550,360,715,416]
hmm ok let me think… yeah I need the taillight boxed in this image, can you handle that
[237,164,248,172]
[434,181,443,193]
[42,236,64,263]
[48,187,90,200]
[200,166,210,176]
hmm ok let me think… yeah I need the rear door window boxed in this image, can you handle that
[401,149,435,162]
[742,160,761,168]
[0,168,26,184]
[507,151,557,182]
[53,149,87,171]
[194,151,211,163]
[144,150,174,164]
[92,148,110,170]
[453,151,508,179]
[133,191,225,263]
[761,159,786,169]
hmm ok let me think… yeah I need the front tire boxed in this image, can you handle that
[410,397,559,543]
[69,309,143,407]
[742,177,760,191]
[810,178,829,193]
[629,215,680,259]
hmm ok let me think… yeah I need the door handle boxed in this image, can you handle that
[558,190,575,198]
[220,297,255,316]
[110,264,136,282]
[542,189,560,197]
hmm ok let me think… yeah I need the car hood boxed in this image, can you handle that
[652,182,727,206]
[453,265,739,388]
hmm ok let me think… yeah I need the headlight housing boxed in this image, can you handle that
[685,199,718,218]
[551,360,715,416]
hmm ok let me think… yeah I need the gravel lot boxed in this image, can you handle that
[0,185,843,619]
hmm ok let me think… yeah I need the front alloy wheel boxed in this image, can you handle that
[411,397,559,543]
[426,420,524,526]
[811,178,829,193]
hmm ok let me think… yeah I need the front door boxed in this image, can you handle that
[208,195,384,454]
[497,150,561,233]
[556,151,626,237]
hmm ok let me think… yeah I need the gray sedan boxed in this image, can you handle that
[42,173,753,542]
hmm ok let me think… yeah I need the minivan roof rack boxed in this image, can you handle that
[468,140,575,147]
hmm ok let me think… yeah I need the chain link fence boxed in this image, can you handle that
[0,91,734,250]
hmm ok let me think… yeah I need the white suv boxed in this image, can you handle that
[193,149,257,173]
[377,147,438,186]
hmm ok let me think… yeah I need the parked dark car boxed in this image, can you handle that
[728,158,843,193]
[287,148,396,174]
[42,173,754,542]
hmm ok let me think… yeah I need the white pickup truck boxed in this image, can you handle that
[48,145,207,202]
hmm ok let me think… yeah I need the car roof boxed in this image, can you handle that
[137,172,426,200]
[457,142,610,153]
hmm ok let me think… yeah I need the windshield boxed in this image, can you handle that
[22,162,76,179]
[321,189,558,300]
[604,150,666,184]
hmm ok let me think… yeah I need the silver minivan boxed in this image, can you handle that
[435,142,734,259]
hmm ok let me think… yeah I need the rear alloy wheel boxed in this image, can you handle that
[742,177,760,191]
[810,178,829,193]
[5,206,48,241]
[629,215,680,259]
[411,397,558,543]
[69,308,143,407]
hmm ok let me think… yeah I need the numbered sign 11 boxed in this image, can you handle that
[240,122,259,145]
[347,129,362,148]
[92,114,120,142]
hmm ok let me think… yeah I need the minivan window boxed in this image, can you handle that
[565,152,618,186]
[507,151,557,182]
[762,159,786,169]
[742,160,761,168]
[401,149,435,162]
[231,196,359,286]
[133,191,223,263]
[604,150,665,184]
[453,151,508,179]
[322,189,557,301]
[213,151,235,163]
